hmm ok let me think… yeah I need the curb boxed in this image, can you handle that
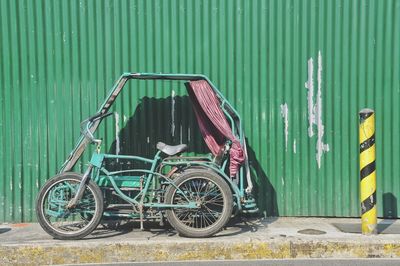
[2,239,400,265]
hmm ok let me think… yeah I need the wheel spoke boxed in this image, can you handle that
[203,204,221,219]
[202,210,215,226]
[199,183,217,200]
[205,192,223,202]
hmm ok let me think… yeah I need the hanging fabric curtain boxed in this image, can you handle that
[186,80,245,176]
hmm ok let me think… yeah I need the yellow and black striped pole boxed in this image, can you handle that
[359,109,377,235]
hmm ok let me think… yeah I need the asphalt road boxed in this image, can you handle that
[68,258,400,266]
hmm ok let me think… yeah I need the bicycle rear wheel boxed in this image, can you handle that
[164,170,233,237]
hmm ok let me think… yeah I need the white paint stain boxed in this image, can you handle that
[147,136,150,143]
[305,58,316,137]
[293,139,297,154]
[280,103,289,152]
[123,115,128,123]
[305,51,330,168]
[316,51,330,167]
[281,176,285,186]
[114,112,120,157]
[171,90,176,137]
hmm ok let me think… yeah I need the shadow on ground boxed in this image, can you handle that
[332,221,400,234]
[0,228,11,234]
[86,216,278,239]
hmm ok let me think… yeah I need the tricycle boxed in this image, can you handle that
[35,73,258,239]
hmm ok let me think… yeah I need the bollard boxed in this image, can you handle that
[359,109,377,235]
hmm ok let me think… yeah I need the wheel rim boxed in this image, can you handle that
[40,178,98,235]
[171,176,226,230]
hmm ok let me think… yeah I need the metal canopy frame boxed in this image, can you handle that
[59,72,252,193]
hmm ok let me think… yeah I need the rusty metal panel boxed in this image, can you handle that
[0,0,399,222]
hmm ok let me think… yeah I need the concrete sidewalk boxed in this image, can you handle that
[1,217,400,265]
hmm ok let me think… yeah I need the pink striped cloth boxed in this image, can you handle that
[187,80,245,176]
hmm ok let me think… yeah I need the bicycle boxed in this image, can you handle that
[36,73,258,240]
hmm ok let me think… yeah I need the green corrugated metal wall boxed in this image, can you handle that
[0,0,399,222]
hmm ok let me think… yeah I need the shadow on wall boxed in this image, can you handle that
[108,96,279,216]
[378,193,398,232]
[246,142,279,217]
[108,96,209,158]
[383,192,397,218]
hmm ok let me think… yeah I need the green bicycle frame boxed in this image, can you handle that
[59,73,254,211]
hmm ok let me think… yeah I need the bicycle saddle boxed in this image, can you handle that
[156,142,188,156]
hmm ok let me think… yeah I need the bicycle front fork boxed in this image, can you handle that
[66,164,94,209]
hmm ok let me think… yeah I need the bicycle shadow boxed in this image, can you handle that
[99,96,278,238]
[108,96,209,162]
[246,142,279,217]
[89,216,274,239]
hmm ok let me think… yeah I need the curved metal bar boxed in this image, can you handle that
[103,154,155,163]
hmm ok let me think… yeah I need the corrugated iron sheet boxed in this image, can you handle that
[0,0,399,222]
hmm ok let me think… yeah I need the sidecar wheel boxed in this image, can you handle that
[164,170,233,238]
[36,172,103,240]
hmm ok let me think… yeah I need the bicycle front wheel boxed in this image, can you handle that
[36,172,103,240]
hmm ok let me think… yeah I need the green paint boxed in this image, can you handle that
[0,0,399,222]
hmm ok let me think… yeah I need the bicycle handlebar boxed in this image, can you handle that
[80,112,114,143]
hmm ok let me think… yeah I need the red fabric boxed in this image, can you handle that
[187,80,245,176]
